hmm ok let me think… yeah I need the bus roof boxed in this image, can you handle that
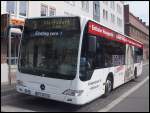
[83,16,143,45]
[25,15,143,45]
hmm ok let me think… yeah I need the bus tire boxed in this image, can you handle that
[103,76,113,97]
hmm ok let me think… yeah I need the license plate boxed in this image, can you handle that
[35,92,50,98]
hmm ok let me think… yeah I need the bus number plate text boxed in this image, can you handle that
[35,92,50,98]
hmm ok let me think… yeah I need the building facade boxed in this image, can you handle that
[124,5,149,61]
[1,1,125,34]
[1,1,125,65]
[1,1,125,67]
[100,1,124,34]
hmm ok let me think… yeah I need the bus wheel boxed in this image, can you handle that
[103,77,113,97]
[134,68,137,80]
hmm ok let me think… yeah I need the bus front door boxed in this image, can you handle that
[125,45,134,82]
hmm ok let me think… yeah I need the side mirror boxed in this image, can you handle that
[88,36,96,53]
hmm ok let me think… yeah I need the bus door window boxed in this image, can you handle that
[134,47,143,63]
[80,32,96,81]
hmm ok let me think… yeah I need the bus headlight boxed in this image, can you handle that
[62,89,84,96]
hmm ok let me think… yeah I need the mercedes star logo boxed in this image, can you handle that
[40,84,45,90]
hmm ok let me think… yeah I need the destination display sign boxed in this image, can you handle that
[25,17,80,31]
[28,30,63,38]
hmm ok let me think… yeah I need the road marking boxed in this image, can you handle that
[98,76,149,112]
[1,105,35,112]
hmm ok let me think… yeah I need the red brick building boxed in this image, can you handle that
[124,5,149,61]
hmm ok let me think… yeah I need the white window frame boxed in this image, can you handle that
[19,1,28,17]
[117,4,122,15]
[6,1,16,15]
[49,6,56,16]
[103,9,105,20]
[110,1,115,10]
[111,13,115,24]
[93,3,99,15]
[106,10,108,21]
[117,17,119,26]
[103,9,108,21]
[117,17,122,27]
[41,4,48,16]
[120,19,122,27]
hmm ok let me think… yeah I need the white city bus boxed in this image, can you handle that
[16,16,143,105]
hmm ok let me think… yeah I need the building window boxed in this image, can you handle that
[137,30,139,37]
[49,7,56,16]
[140,32,143,38]
[117,4,122,14]
[41,4,48,16]
[6,1,16,14]
[111,13,115,23]
[117,17,122,27]
[134,28,137,36]
[103,9,108,21]
[117,17,119,26]
[133,28,135,34]
[81,1,89,12]
[132,27,134,33]
[65,1,75,6]
[19,1,28,17]
[136,30,139,37]
[93,1,100,22]
[110,1,115,10]
[106,11,108,20]
[130,27,133,33]
[94,3,99,15]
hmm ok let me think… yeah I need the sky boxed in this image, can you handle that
[125,1,149,26]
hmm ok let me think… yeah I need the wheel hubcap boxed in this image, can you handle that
[106,80,112,92]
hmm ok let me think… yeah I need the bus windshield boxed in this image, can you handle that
[18,17,81,80]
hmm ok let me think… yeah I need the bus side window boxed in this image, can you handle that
[134,47,143,63]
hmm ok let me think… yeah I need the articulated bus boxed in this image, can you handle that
[16,16,143,105]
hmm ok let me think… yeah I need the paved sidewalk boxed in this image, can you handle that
[1,71,17,97]
[1,83,17,97]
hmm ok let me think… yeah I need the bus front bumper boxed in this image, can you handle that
[16,85,88,105]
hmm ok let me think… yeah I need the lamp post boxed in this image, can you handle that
[8,12,11,85]
[8,26,12,85]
